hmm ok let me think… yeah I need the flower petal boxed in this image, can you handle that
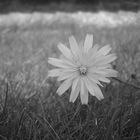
[84,77,104,100]
[88,64,111,74]
[60,55,77,68]
[84,77,95,96]
[90,74,111,83]
[80,78,88,104]
[84,34,93,53]
[99,54,117,64]
[88,64,112,72]
[97,45,112,56]
[88,44,99,56]
[92,82,104,100]
[98,76,110,83]
[69,36,80,58]
[48,69,62,77]
[87,44,100,64]
[88,68,111,83]
[57,43,73,60]
[87,74,103,87]
[81,88,88,104]
[57,79,72,96]
[99,69,118,77]
[90,54,117,66]
[70,77,80,103]
[80,77,85,95]
[58,71,78,81]
[48,58,72,68]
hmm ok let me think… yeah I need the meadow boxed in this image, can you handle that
[0,11,140,140]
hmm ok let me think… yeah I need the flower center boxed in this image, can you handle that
[79,66,87,75]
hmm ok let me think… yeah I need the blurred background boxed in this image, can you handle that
[0,0,139,85]
[0,0,140,12]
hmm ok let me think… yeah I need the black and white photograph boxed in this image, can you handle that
[0,0,140,140]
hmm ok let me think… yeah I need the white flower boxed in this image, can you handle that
[48,34,117,104]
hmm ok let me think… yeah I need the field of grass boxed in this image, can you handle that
[0,11,140,140]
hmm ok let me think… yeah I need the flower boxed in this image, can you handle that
[48,34,117,104]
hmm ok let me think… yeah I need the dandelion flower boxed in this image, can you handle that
[48,34,117,104]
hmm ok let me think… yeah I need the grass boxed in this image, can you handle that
[0,11,140,140]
